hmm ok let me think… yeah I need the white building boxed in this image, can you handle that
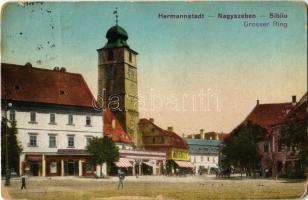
[1,63,104,177]
[185,139,222,174]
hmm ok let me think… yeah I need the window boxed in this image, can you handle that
[207,157,210,162]
[68,114,74,125]
[30,112,36,122]
[108,50,114,61]
[201,156,203,162]
[50,161,58,173]
[129,52,132,62]
[278,142,282,152]
[86,137,93,146]
[49,135,56,148]
[50,113,56,124]
[128,67,135,79]
[86,116,91,126]
[85,162,93,173]
[264,143,270,153]
[29,134,37,147]
[9,110,15,121]
[68,135,75,148]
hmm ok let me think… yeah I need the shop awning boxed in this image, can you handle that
[115,158,133,168]
[174,161,194,168]
[142,161,155,167]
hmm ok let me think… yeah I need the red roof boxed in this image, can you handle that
[139,118,188,149]
[243,103,293,131]
[228,102,293,139]
[103,109,133,144]
[1,63,96,108]
[282,92,307,123]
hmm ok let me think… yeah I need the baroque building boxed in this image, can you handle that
[97,24,140,147]
[1,63,103,177]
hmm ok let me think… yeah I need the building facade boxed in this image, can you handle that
[230,96,302,177]
[187,129,228,141]
[1,63,103,177]
[138,118,193,174]
[185,139,222,174]
[97,24,140,147]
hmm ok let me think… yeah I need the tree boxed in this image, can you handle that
[280,119,308,175]
[221,121,266,177]
[1,117,23,175]
[86,137,119,178]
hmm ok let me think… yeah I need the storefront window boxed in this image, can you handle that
[50,161,57,173]
[85,162,93,173]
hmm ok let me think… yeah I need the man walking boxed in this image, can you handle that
[117,169,125,189]
[21,174,26,190]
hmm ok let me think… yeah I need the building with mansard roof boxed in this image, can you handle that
[1,63,103,177]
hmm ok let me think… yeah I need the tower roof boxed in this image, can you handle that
[104,25,129,49]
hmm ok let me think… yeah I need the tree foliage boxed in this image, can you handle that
[1,117,23,175]
[221,121,267,176]
[86,137,119,177]
[280,119,308,166]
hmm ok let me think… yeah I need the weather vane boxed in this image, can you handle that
[113,7,118,25]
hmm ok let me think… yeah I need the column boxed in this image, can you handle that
[139,162,142,176]
[19,154,25,176]
[61,160,64,176]
[78,160,82,177]
[42,154,46,177]
[132,162,136,176]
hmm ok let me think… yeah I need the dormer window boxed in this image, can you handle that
[108,50,114,61]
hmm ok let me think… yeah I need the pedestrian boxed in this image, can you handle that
[21,174,26,190]
[117,169,125,189]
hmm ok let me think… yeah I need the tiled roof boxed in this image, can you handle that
[185,139,222,146]
[243,103,293,131]
[227,102,293,140]
[278,92,307,124]
[1,63,96,108]
[139,118,188,149]
[103,109,133,144]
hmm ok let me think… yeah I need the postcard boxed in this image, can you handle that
[1,1,307,200]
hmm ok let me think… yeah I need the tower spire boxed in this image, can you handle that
[113,7,118,25]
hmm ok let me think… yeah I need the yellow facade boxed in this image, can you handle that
[168,148,189,161]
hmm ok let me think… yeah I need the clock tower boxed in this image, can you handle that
[97,23,140,147]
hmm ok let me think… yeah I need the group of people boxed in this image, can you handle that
[19,170,126,190]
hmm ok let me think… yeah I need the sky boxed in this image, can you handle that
[1,1,307,135]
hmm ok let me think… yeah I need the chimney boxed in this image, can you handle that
[200,129,204,140]
[256,99,260,105]
[292,95,296,106]
[167,126,173,132]
[149,118,154,123]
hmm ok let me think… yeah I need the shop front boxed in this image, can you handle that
[113,149,167,176]
[21,150,99,177]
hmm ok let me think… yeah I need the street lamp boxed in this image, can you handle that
[3,96,12,186]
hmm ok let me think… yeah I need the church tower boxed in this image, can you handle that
[97,18,140,147]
